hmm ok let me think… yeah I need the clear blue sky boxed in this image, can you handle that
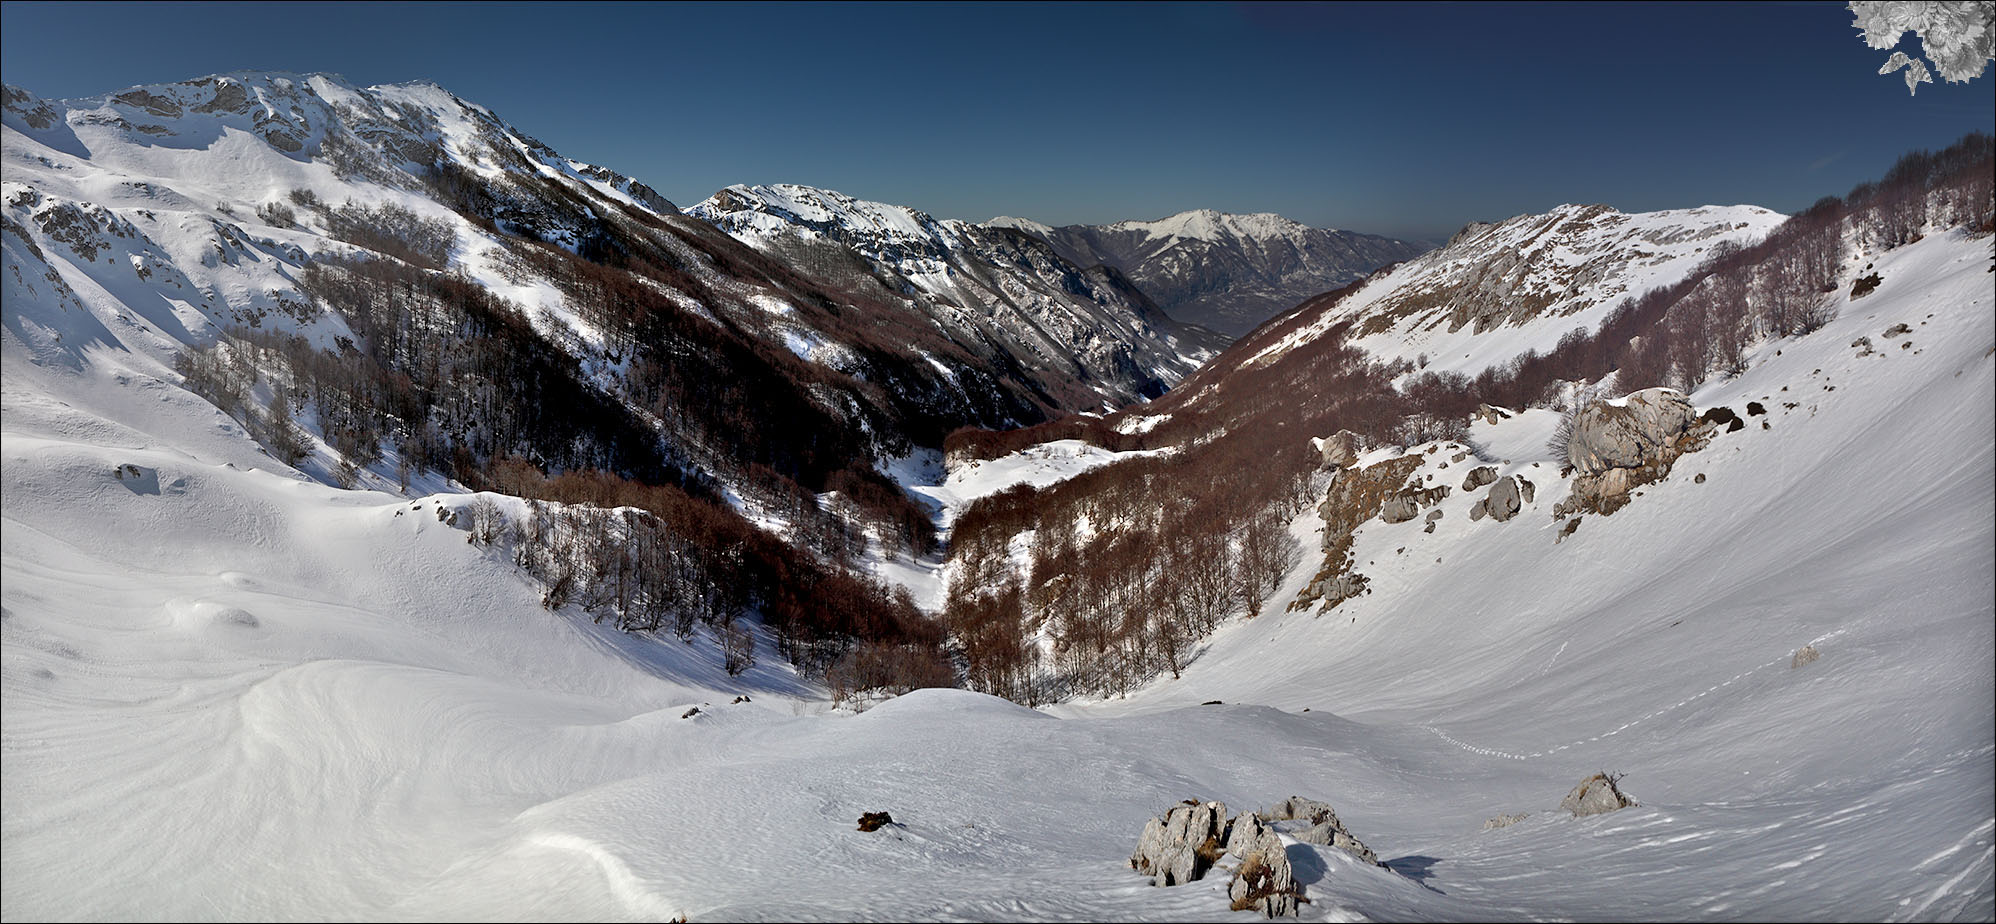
[3,1,1991,242]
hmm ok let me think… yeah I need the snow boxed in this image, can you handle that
[1250,203,1788,378]
[4,75,1992,920]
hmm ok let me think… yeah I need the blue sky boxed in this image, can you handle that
[3,1,1990,241]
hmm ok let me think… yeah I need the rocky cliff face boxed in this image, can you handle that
[988,209,1428,337]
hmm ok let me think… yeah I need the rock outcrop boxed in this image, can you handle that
[1560,773,1637,817]
[1554,389,1717,518]
[1266,796,1382,866]
[1130,800,1230,886]
[1224,814,1300,917]
[1461,465,1498,491]
[1292,452,1424,612]
[1312,430,1363,469]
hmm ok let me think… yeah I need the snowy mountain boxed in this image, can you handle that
[988,209,1430,337]
[688,183,1219,404]
[3,66,1991,922]
[1248,203,1788,376]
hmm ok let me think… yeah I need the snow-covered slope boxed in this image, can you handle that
[990,208,1430,337]
[5,217,1988,920]
[1250,203,1788,375]
[690,183,1219,405]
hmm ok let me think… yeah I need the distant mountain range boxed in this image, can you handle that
[987,210,1430,336]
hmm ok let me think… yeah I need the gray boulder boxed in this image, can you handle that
[1131,801,1229,886]
[1484,475,1522,522]
[1560,773,1637,817]
[1380,494,1420,524]
[1461,465,1498,491]
[1224,813,1300,917]
[1566,388,1698,476]
[1313,430,1363,469]
[1265,796,1382,866]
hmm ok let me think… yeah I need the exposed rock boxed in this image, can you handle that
[1850,272,1883,298]
[1424,509,1444,523]
[857,811,895,832]
[1554,389,1714,518]
[1555,516,1582,544]
[1483,812,1530,830]
[1853,336,1876,356]
[1694,473,1706,484]
[1266,796,1382,866]
[1884,322,1912,338]
[1561,773,1637,817]
[1566,388,1698,476]
[1131,800,1230,886]
[1224,813,1301,917]
[1792,644,1820,669]
[1746,401,1766,416]
[1380,495,1420,524]
[1469,498,1487,521]
[1312,430,1363,469]
[1461,465,1498,491]
[1518,477,1535,504]
[1294,454,1423,612]
[1699,405,1744,433]
[1475,404,1513,425]
[1484,475,1522,522]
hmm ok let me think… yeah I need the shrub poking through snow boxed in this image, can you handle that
[856,811,895,832]
[1561,772,1637,817]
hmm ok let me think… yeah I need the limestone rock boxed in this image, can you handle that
[1312,430,1363,469]
[1131,800,1230,886]
[1566,388,1698,476]
[1484,475,1522,522]
[1461,465,1498,491]
[1265,796,1382,866]
[1380,494,1419,523]
[1224,813,1300,917]
[1561,773,1636,817]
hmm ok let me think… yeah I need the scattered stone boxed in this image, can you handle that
[1202,700,1224,706]
[1483,812,1529,831]
[1850,272,1883,298]
[1699,405,1744,433]
[1518,477,1535,504]
[1853,336,1876,356]
[1475,404,1513,425]
[1883,322,1912,338]
[1746,401,1766,416]
[680,707,701,719]
[731,695,752,704]
[1561,772,1637,817]
[1694,473,1706,484]
[1461,465,1498,491]
[1469,498,1487,521]
[1556,516,1582,544]
[857,811,895,832]
[1380,495,1420,524]
[1792,644,1820,669]
[1425,509,1444,522]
